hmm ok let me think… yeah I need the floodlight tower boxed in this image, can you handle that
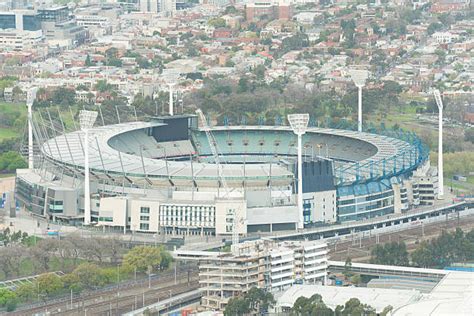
[433,89,444,199]
[288,113,310,230]
[79,110,98,225]
[349,69,369,132]
[26,87,38,169]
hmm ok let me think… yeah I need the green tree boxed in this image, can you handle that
[370,242,409,266]
[208,17,226,28]
[464,128,474,143]
[37,273,64,297]
[427,22,443,35]
[107,58,123,67]
[85,54,94,67]
[341,19,356,48]
[51,87,76,106]
[245,287,275,314]
[0,151,27,172]
[434,49,446,64]
[238,77,250,93]
[339,298,376,315]
[224,297,250,316]
[0,288,17,311]
[122,246,171,273]
[69,263,107,290]
[224,5,238,14]
[0,76,17,97]
[95,79,113,92]
[280,33,309,55]
[15,283,36,302]
[343,257,352,278]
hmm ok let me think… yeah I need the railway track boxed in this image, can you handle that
[56,281,199,316]
[329,213,474,262]
[10,267,198,316]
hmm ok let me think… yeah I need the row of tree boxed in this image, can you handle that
[0,232,171,280]
[370,228,474,269]
[187,77,404,127]
[0,242,173,311]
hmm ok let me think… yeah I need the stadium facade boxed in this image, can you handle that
[15,114,439,236]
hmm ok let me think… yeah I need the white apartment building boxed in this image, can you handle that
[432,31,460,44]
[199,239,328,310]
[0,29,42,51]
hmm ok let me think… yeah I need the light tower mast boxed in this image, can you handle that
[433,89,444,199]
[349,69,369,132]
[288,113,310,230]
[79,110,98,225]
[26,87,38,169]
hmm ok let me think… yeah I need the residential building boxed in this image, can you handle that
[0,29,42,51]
[245,0,293,22]
[199,239,328,310]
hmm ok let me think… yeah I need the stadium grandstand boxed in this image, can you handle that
[14,107,439,237]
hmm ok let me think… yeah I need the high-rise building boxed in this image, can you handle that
[0,11,41,31]
[37,6,70,23]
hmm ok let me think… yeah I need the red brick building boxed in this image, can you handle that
[245,1,292,22]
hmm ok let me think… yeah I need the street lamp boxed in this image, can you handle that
[433,89,444,199]
[349,69,369,132]
[26,87,38,169]
[79,110,98,225]
[288,113,309,230]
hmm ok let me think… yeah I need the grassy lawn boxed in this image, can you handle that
[0,127,18,141]
[0,102,26,141]
[446,179,472,193]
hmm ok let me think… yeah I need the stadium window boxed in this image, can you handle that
[140,206,150,214]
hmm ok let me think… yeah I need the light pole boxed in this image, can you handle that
[349,69,369,132]
[79,110,98,225]
[288,113,309,230]
[26,87,38,169]
[433,89,444,199]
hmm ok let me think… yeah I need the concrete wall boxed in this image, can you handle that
[130,198,160,232]
[215,198,247,235]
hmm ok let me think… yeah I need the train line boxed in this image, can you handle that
[58,281,199,316]
[329,213,474,262]
[10,267,198,316]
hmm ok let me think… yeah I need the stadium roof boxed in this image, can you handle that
[40,122,418,187]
